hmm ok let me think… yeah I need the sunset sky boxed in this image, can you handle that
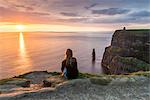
[0,0,150,32]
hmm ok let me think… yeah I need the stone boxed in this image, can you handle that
[43,76,66,87]
[16,80,30,87]
[90,77,111,85]
[6,79,30,87]
[43,80,52,87]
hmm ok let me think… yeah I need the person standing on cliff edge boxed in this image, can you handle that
[92,48,96,61]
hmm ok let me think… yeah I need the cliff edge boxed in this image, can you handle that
[101,29,150,74]
[0,71,149,100]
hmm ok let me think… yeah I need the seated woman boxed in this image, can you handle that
[61,49,79,79]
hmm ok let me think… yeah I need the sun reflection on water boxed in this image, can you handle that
[17,32,32,73]
[20,32,25,56]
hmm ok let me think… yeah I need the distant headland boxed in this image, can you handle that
[102,29,150,74]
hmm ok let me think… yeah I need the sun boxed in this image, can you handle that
[16,25,25,31]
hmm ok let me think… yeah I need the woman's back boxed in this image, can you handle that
[61,49,79,79]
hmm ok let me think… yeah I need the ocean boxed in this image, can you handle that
[0,32,112,79]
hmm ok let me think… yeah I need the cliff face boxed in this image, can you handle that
[101,29,150,74]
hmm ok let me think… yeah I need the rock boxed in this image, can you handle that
[102,29,150,74]
[6,79,30,87]
[16,80,30,87]
[114,77,129,83]
[43,76,66,87]
[90,77,111,85]
[0,71,149,100]
[15,71,53,84]
[43,80,52,87]
[21,71,50,79]
[110,74,149,85]
[56,79,91,91]
[0,84,19,93]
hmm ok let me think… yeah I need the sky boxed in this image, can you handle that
[0,0,150,32]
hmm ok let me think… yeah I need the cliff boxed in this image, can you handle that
[101,29,150,74]
[0,71,149,100]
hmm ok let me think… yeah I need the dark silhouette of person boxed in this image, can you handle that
[61,49,79,79]
[123,27,126,30]
[92,48,96,61]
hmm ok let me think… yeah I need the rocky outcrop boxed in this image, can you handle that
[0,78,30,87]
[102,29,150,74]
[0,71,149,100]
[0,71,63,95]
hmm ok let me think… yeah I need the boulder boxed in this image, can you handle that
[43,80,52,87]
[90,77,111,85]
[43,76,66,87]
[15,71,52,84]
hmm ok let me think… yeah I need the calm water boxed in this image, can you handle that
[0,32,112,79]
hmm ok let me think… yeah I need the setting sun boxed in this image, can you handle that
[16,25,25,31]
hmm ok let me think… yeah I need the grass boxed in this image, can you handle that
[116,29,150,32]
[79,71,150,79]
[130,71,150,77]
[118,56,150,71]
[0,78,13,85]
[115,29,150,37]
[78,73,102,78]
[0,78,25,85]
[109,47,126,54]
[79,71,150,85]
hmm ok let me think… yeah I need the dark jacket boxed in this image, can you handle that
[61,57,78,79]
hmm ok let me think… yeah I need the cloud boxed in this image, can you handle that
[0,6,50,16]
[92,8,130,15]
[59,18,88,23]
[14,4,34,11]
[0,0,150,27]
[60,13,150,24]
[0,6,51,24]
[85,3,98,9]
[60,12,79,17]
[129,11,150,18]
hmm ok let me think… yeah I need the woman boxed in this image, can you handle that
[61,49,79,79]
